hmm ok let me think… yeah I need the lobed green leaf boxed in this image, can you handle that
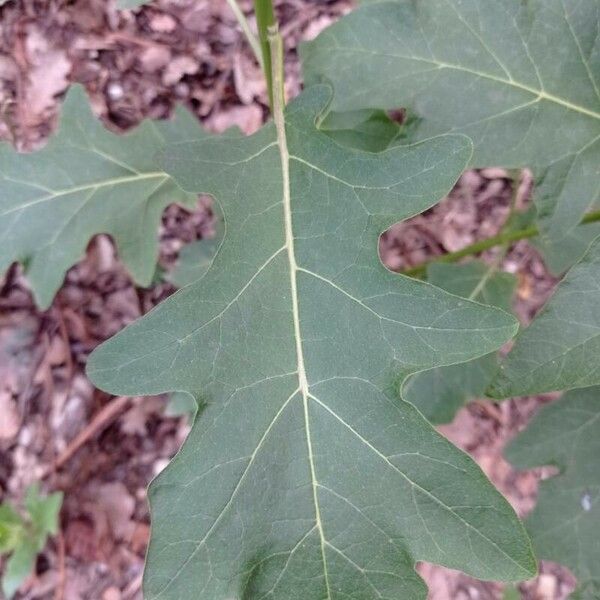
[0,85,205,307]
[88,86,534,599]
[404,262,516,424]
[489,235,600,397]
[302,0,600,242]
[506,387,600,598]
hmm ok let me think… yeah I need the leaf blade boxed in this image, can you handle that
[301,0,600,240]
[0,85,205,307]
[489,235,600,398]
[88,86,534,599]
[404,262,516,424]
[506,387,600,598]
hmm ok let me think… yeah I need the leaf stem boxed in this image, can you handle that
[254,0,277,110]
[225,0,263,70]
[268,23,334,594]
[404,207,600,277]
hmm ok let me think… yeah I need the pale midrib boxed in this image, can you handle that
[440,60,600,120]
[0,171,167,218]
[337,46,600,121]
[271,63,333,600]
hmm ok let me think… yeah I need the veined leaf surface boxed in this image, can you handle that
[88,86,534,599]
[302,0,600,240]
[506,387,600,598]
[404,261,516,424]
[534,221,600,275]
[489,235,600,398]
[0,85,205,307]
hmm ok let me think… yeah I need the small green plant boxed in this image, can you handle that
[1,0,599,597]
[0,485,62,599]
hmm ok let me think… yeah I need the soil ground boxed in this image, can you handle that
[0,1,577,598]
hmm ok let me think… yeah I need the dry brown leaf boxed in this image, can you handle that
[206,104,262,134]
[120,396,162,436]
[0,390,20,440]
[96,481,136,543]
[23,27,70,126]
[232,52,265,105]
[138,46,171,72]
[102,586,122,600]
[149,13,177,33]
[162,55,198,86]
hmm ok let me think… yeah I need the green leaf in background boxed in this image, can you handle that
[0,85,206,308]
[88,85,535,599]
[167,218,225,289]
[425,262,516,315]
[403,261,516,424]
[506,387,600,599]
[534,221,600,276]
[2,541,38,600]
[502,585,521,600]
[301,0,600,241]
[502,205,600,276]
[0,485,62,599]
[24,484,63,545]
[489,235,600,398]
[116,0,148,9]
[0,506,24,554]
[320,109,401,153]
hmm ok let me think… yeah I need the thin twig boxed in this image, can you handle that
[122,574,143,599]
[48,396,132,473]
[53,531,66,600]
[468,170,522,300]
[226,0,263,70]
[404,207,600,277]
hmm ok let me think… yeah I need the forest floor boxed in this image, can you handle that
[0,0,577,598]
